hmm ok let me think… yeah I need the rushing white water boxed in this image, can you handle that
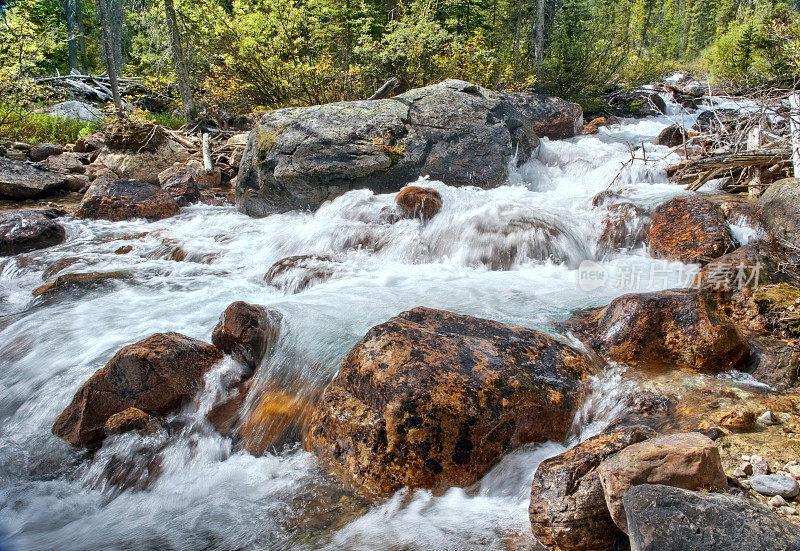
[0,95,742,550]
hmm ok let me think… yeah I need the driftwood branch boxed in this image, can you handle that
[202,133,213,174]
[368,77,399,101]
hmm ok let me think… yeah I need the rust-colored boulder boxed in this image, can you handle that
[529,425,655,551]
[596,202,649,257]
[655,124,686,147]
[0,210,66,256]
[104,407,163,437]
[581,116,619,135]
[714,407,756,431]
[211,301,281,370]
[52,332,222,447]
[395,186,442,220]
[32,271,129,298]
[598,432,728,533]
[648,196,738,263]
[241,389,315,456]
[76,180,180,221]
[304,307,596,497]
[562,289,749,373]
[264,254,343,293]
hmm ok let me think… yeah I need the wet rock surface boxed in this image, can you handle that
[32,270,129,297]
[211,301,281,370]
[648,195,738,263]
[563,289,749,373]
[0,209,66,256]
[264,254,344,294]
[624,484,800,551]
[598,432,728,533]
[529,425,655,551]
[395,186,442,220]
[304,307,596,497]
[76,180,180,221]
[237,80,582,215]
[760,178,800,248]
[52,332,222,447]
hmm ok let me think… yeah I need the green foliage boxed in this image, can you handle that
[146,110,185,130]
[0,108,101,143]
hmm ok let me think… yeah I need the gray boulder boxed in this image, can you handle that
[761,178,800,248]
[47,100,104,124]
[0,157,67,199]
[237,79,582,216]
[624,484,800,551]
[0,209,66,256]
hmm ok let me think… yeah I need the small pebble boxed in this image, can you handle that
[786,460,799,468]
[758,411,777,425]
[788,465,800,479]
[780,506,798,516]
[751,474,800,498]
[741,455,751,462]
[733,467,748,479]
[770,495,788,508]
[751,455,771,476]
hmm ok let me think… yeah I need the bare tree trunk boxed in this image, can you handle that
[513,3,522,73]
[75,0,88,74]
[535,0,546,68]
[164,0,195,122]
[791,93,800,178]
[98,0,122,113]
[63,0,79,73]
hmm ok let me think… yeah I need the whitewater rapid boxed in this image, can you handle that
[0,97,739,550]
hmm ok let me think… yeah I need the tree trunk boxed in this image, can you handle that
[98,0,122,113]
[535,0,546,68]
[63,0,79,73]
[75,0,88,74]
[791,93,800,178]
[164,0,195,122]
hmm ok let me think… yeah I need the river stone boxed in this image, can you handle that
[237,79,582,215]
[103,407,163,437]
[52,332,222,447]
[395,186,442,220]
[562,288,749,373]
[529,425,655,551]
[76,180,180,221]
[263,254,344,293]
[649,196,738,263]
[760,178,800,248]
[211,301,281,370]
[0,210,66,256]
[48,100,104,123]
[750,475,800,498]
[304,307,596,497]
[598,432,728,533]
[0,156,67,199]
[27,143,63,162]
[624,484,800,551]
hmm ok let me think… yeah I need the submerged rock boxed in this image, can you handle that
[529,425,655,551]
[237,79,582,215]
[264,254,344,293]
[395,186,442,220]
[760,178,800,248]
[304,307,596,497]
[240,389,315,456]
[103,407,163,437]
[0,210,66,256]
[32,270,129,297]
[649,196,738,263]
[211,301,281,370]
[598,432,728,533]
[624,484,800,551]
[596,202,649,257]
[563,289,749,373]
[76,180,180,221]
[0,156,66,199]
[52,332,222,447]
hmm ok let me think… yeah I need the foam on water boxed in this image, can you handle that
[0,95,734,550]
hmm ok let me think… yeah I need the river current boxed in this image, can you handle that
[0,94,754,550]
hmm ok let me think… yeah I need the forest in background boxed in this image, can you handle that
[0,0,799,130]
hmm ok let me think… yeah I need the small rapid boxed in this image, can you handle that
[0,95,736,550]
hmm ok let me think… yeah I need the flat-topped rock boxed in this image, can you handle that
[0,210,66,256]
[0,157,66,199]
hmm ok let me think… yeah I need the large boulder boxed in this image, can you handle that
[211,301,281,370]
[93,139,190,184]
[598,432,727,533]
[760,178,800,248]
[624,484,800,551]
[529,425,655,551]
[304,307,596,497]
[47,100,104,123]
[0,210,66,256]
[52,332,222,447]
[237,80,581,215]
[0,156,66,199]
[562,289,749,373]
[76,180,180,221]
[649,196,738,263]
[27,143,63,162]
